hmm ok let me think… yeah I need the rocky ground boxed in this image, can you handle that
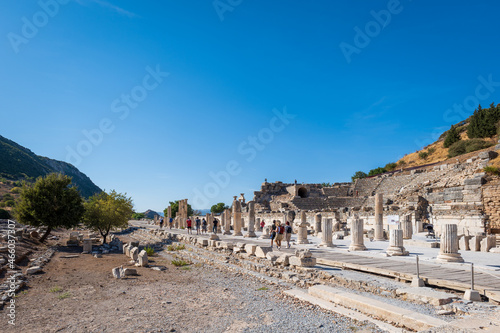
[0,229,384,333]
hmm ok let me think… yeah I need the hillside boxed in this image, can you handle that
[0,135,101,198]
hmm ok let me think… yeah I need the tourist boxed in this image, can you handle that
[159,217,164,229]
[169,217,173,229]
[213,218,218,233]
[195,217,201,235]
[186,218,193,234]
[260,219,265,230]
[285,221,292,248]
[202,218,207,234]
[276,222,284,250]
[270,220,277,248]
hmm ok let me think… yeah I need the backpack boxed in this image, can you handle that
[286,226,292,233]
[277,226,284,234]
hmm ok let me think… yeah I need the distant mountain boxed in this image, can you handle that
[0,135,102,198]
[143,209,160,219]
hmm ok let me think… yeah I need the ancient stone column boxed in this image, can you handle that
[223,208,232,235]
[256,217,261,231]
[320,218,334,247]
[216,215,222,233]
[436,224,464,263]
[349,217,366,251]
[297,211,310,244]
[374,193,385,241]
[245,201,257,237]
[386,229,408,256]
[233,196,243,236]
[402,218,413,240]
[206,213,212,232]
[315,213,322,237]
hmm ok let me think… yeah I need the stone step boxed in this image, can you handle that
[283,289,401,333]
[308,284,448,332]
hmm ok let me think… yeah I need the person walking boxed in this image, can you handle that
[195,217,201,235]
[213,218,218,233]
[159,217,164,229]
[169,217,173,229]
[276,222,285,250]
[186,218,193,234]
[270,220,277,248]
[202,218,207,234]
[285,221,293,249]
[260,219,265,230]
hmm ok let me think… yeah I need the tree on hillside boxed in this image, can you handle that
[444,125,461,148]
[15,173,84,242]
[351,171,367,182]
[368,167,386,177]
[82,190,133,244]
[211,202,229,214]
[165,200,194,218]
[131,212,145,220]
[384,163,397,171]
[0,208,10,219]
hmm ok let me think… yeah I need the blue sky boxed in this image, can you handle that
[2,0,500,211]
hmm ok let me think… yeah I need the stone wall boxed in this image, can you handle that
[482,179,500,232]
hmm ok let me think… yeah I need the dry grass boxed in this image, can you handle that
[397,131,499,168]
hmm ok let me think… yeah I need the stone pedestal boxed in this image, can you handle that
[260,226,270,239]
[374,193,385,241]
[415,220,424,233]
[436,224,464,263]
[223,209,232,235]
[349,218,366,251]
[315,213,322,237]
[320,218,334,247]
[402,219,413,240]
[469,235,483,252]
[245,202,257,237]
[82,239,92,253]
[138,250,148,266]
[386,229,408,256]
[459,235,471,251]
[481,235,496,252]
[297,211,309,244]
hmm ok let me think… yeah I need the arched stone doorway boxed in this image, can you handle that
[297,187,308,198]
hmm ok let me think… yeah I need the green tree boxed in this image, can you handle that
[132,212,145,220]
[15,173,84,242]
[418,151,429,160]
[444,125,461,148]
[384,163,397,171]
[351,171,367,182]
[321,182,332,187]
[166,200,193,218]
[82,190,133,244]
[211,202,229,214]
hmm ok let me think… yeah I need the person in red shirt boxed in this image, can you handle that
[186,218,192,234]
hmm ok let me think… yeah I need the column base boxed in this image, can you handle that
[244,232,257,238]
[349,244,366,251]
[209,234,219,241]
[297,239,310,244]
[373,237,386,241]
[386,246,409,256]
[436,253,464,263]
[234,231,243,236]
[223,231,232,235]
[319,242,335,247]
[464,289,482,301]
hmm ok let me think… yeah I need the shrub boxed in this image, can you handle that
[4,200,15,207]
[351,171,367,181]
[448,139,494,158]
[58,292,71,299]
[368,167,386,177]
[257,287,269,291]
[397,160,407,167]
[483,166,500,176]
[10,187,21,194]
[144,245,155,256]
[171,259,189,267]
[167,244,185,251]
[428,147,436,155]
[0,208,10,219]
[418,152,429,160]
[384,163,397,171]
[50,286,62,293]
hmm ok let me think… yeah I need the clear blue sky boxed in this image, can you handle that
[2,0,500,212]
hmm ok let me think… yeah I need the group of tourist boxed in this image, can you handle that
[269,220,293,250]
